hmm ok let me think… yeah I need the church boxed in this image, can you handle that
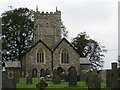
[20,7,91,77]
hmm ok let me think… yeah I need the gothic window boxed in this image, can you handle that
[61,49,69,64]
[37,48,44,63]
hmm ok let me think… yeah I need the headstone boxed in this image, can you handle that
[106,70,112,88]
[57,67,63,75]
[26,74,32,84]
[52,75,61,84]
[111,63,118,88]
[118,68,120,78]
[80,72,87,81]
[68,67,77,86]
[118,80,120,88]
[61,72,68,82]
[2,73,15,89]
[45,69,50,76]
[40,69,45,77]
[53,69,58,75]
[14,71,20,83]
[86,71,101,89]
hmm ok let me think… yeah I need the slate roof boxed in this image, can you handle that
[5,61,21,68]
[25,38,80,56]
[51,38,80,56]
[24,39,52,56]
[80,58,91,65]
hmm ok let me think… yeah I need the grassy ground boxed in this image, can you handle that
[17,77,107,89]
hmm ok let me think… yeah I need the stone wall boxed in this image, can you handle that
[33,10,61,48]
[53,40,80,74]
[25,42,52,76]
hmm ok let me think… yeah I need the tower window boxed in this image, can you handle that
[37,48,45,63]
[61,49,69,64]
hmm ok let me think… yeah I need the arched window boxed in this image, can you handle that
[61,49,69,64]
[37,48,44,63]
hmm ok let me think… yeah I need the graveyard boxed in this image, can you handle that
[2,62,120,89]
[16,77,107,89]
[1,5,119,90]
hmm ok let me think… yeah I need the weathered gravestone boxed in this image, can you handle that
[118,80,120,88]
[61,72,68,82]
[57,67,63,76]
[68,67,77,86]
[52,69,61,84]
[111,63,118,88]
[14,71,20,83]
[106,70,112,88]
[86,71,101,89]
[45,69,50,76]
[53,69,58,75]
[2,72,15,89]
[52,75,61,84]
[106,63,119,88]
[26,74,32,84]
[80,72,87,82]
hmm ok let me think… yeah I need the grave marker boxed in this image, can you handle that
[68,67,77,86]
[111,63,118,88]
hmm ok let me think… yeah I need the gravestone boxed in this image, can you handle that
[45,69,50,76]
[57,67,63,76]
[52,75,61,84]
[53,69,58,75]
[80,72,87,81]
[40,69,45,77]
[2,73,15,89]
[86,71,101,89]
[68,67,77,86]
[26,74,32,84]
[14,71,20,83]
[61,72,68,82]
[106,70,112,88]
[111,63,118,88]
[118,80,120,88]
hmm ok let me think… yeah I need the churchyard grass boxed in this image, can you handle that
[17,77,107,88]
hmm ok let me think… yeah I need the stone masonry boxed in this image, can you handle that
[21,7,90,77]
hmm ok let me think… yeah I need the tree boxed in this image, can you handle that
[72,32,107,70]
[2,7,34,61]
[61,21,68,38]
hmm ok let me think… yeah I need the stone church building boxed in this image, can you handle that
[21,7,91,77]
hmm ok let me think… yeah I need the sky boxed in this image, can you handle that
[0,0,119,69]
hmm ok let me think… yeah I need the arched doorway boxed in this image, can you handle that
[68,66,76,72]
[40,69,45,77]
[32,68,37,77]
[57,67,64,75]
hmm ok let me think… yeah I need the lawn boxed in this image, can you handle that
[17,77,107,89]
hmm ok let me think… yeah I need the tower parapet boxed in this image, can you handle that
[33,7,62,48]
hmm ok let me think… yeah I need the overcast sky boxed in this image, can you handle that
[0,0,119,69]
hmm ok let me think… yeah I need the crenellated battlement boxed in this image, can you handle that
[33,6,62,47]
[36,11,61,15]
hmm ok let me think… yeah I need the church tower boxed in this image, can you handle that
[33,6,61,48]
